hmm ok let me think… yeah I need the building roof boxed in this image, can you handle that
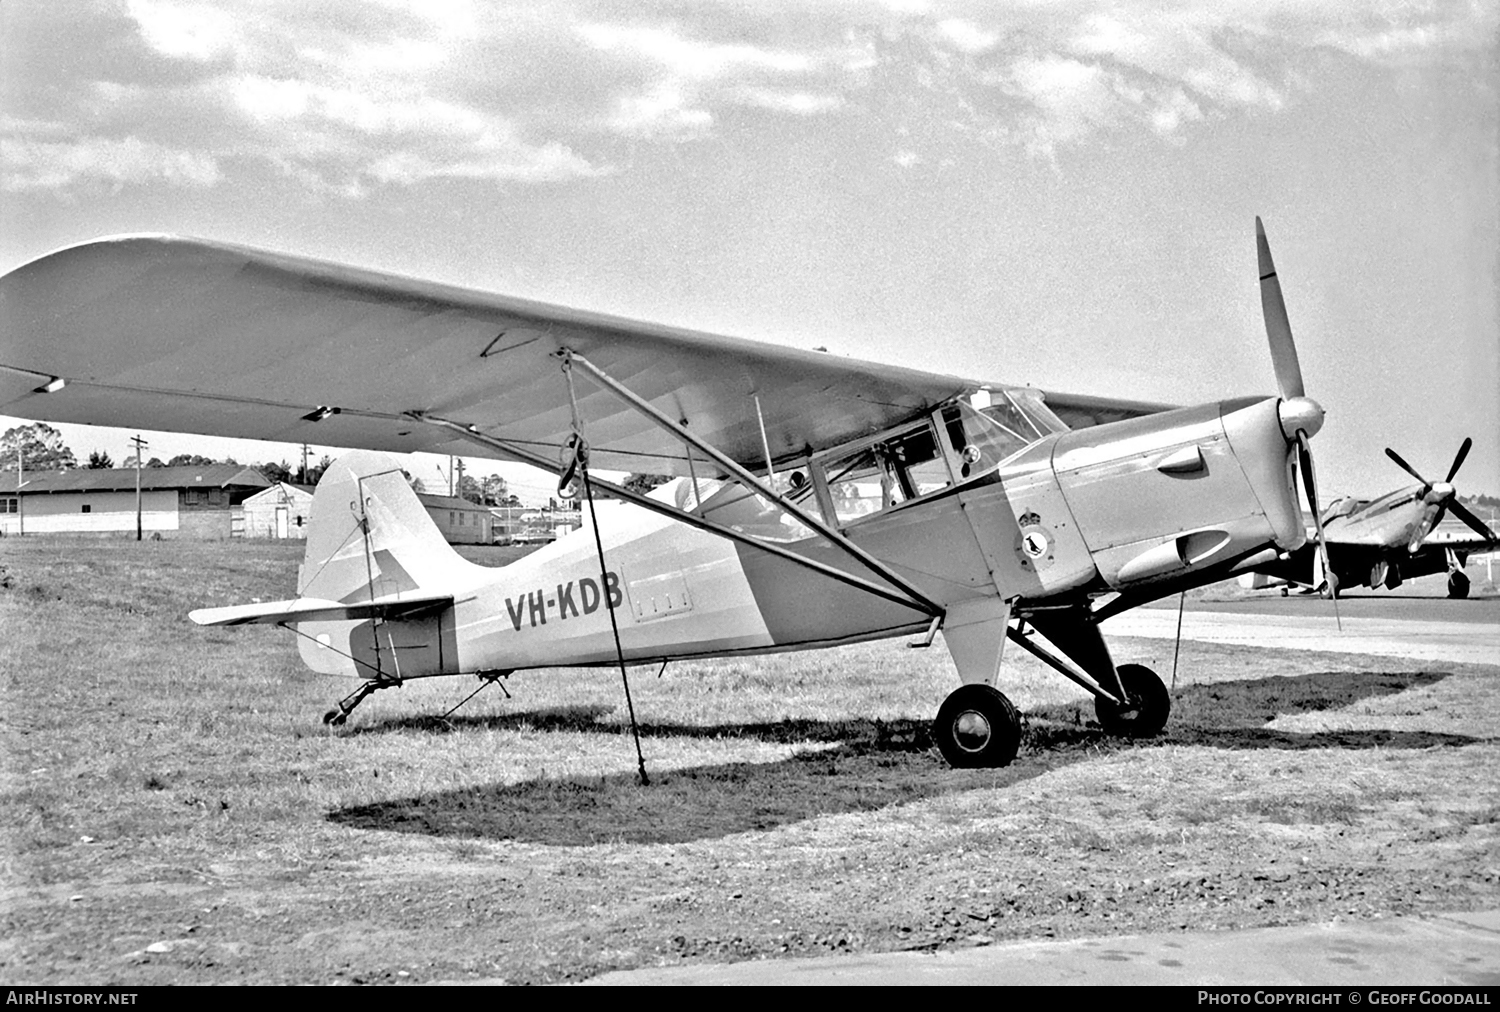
[243,481,315,503]
[9,464,272,495]
[417,492,488,511]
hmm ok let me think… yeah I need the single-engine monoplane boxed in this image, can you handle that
[0,219,1332,767]
[1243,439,1498,599]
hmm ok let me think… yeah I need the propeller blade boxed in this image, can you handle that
[1257,217,1305,401]
[1449,500,1500,543]
[1297,430,1341,630]
[1445,437,1472,483]
[1383,446,1430,489]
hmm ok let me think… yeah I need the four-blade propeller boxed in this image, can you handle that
[1384,437,1499,552]
[1256,217,1339,626]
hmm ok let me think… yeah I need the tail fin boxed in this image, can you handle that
[294,450,479,677]
[299,450,475,601]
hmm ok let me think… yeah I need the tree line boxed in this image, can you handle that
[0,423,526,505]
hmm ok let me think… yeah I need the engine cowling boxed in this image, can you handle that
[1045,396,1304,592]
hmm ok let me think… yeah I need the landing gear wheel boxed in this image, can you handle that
[1448,571,1470,600]
[1094,664,1170,738]
[934,684,1021,769]
[1319,573,1340,600]
[322,709,347,726]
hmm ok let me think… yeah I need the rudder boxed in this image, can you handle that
[299,450,474,600]
[295,451,479,677]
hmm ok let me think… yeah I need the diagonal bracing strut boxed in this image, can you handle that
[561,350,945,617]
[405,412,942,617]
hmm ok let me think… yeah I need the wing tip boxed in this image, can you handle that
[5,232,197,276]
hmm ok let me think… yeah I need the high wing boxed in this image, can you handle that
[2,234,1164,473]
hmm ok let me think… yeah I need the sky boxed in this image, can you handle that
[2,0,1497,506]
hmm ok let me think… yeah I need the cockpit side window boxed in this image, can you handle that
[816,414,961,527]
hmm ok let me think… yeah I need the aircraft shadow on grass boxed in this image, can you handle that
[327,669,1485,847]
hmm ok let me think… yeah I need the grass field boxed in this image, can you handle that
[2,537,1497,984]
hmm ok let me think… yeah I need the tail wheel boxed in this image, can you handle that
[1448,571,1470,599]
[1094,663,1170,738]
[934,684,1021,769]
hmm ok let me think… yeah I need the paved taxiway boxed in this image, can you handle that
[1106,594,1500,666]
[581,591,1500,986]
[580,910,1500,985]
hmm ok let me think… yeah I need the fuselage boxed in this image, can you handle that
[295,392,1305,682]
[1249,483,1479,593]
[1321,484,1444,547]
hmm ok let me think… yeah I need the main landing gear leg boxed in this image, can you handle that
[1017,610,1171,738]
[323,677,400,726]
[933,599,1022,768]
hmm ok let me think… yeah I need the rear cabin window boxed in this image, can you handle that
[819,416,957,527]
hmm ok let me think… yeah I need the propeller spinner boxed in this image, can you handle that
[1384,437,1499,552]
[1257,217,1339,624]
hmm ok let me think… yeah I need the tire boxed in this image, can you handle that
[933,684,1021,769]
[1448,571,1470,600]
[1094,663,1171,738]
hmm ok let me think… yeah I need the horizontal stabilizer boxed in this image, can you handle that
[189,592,454,627]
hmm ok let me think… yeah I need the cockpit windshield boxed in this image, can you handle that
[987,388,1070,441]
[960,389,1065,473]
[1319,497,1363,523]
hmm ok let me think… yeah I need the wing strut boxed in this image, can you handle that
[562,356,650,788]
[560,350,946,617]
[405,416,942,617]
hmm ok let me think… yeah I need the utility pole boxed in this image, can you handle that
[456,458,465,500]
[15,441,22,537]
[1490,507,1497,585]
[131,434,148,541]
[300,443,309,485]
[447,455,455,497]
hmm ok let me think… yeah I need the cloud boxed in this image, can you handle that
[936,19,1001,55]
[116,2,607,192]
[1,127,221,192]
[575,20,853,136]
[365,139,603,186]
[1072,13,1282,110]
[125,0,239,62]
[859,0,1491,159]
[730,87,845,115]
[5,0,1494,195]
